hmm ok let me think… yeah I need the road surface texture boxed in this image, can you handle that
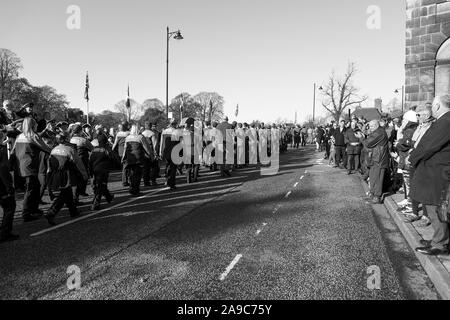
[0,146,439,300]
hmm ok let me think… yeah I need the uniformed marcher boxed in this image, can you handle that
[14,117,52,222]
[113,122,130,187]
[89,133,115,210]
[0,130,18,243]
[184,121,201,183]
[122,124,154,196]
[141,121,158,186]
[160,120,181,190]
[70,124,94,201]
[44,133,88,226]
[216,116,233,177]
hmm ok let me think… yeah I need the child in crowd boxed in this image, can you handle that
[329,136,336,166]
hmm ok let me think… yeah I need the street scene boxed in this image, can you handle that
[1,0,450,302]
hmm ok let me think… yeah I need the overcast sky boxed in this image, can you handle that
[0,0,405,123]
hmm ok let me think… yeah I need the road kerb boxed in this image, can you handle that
[361,180,450,300]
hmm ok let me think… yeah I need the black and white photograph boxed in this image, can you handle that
[0,0,450,308]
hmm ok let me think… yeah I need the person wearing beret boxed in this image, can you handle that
[411,95,450,256]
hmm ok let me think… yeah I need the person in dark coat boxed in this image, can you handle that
[70,124,94,202]
[363,120,389,204]
[122,124,154,196]
[216,116,234,177]
[141,121,159,186]
[0,130,18,243]
[160,120,181,190]
[44,133,88,226]
[333,120,347,169]
[344,121,363,175]
[14,117,52,222]
[412,95,450,256]
[38,130,55,205]
[89,133,114,210]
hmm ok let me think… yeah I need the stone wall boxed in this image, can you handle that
[405,0,450,108]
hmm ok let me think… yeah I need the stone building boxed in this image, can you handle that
[406,0,450,108]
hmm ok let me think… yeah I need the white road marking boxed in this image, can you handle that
[293,182,299,188]
[263,223,268,226]
[219,254,243,281]
[305,170,308,174]
[255,229,262,236]
[300,176,304,180]
[30,188,168,237]
[285,191,292,198]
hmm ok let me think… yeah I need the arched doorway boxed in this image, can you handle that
[435,38,450,96]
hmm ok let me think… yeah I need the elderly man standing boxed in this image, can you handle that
[363,120,389,204]
[411,95,450,256]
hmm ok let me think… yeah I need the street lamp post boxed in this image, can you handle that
[313,83,323,124]
[166,27,184,119]
[394,86,405,113]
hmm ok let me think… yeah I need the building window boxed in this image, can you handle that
[436,38,450,96]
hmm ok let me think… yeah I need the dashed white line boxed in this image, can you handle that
[255,229,262,236]
[285,191,292,198]
[263,223,268,226]
[219,254,243,281]
[293,182,299,188]
[30,187,165,237]
[300,176,304,180]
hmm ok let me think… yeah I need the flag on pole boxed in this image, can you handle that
[126,84,131,109]
[235,104,239,117]
[84,72,89,101]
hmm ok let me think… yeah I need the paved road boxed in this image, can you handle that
[0,146,439,299]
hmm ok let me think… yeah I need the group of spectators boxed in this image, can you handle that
[294,98,450,256]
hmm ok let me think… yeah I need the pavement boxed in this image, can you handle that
[375,185,450,300]
[0,145,440,300]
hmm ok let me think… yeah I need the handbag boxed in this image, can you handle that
[437,181,450,223]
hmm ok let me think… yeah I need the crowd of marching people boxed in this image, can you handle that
[0,97,448,256]
[0,101,292,242]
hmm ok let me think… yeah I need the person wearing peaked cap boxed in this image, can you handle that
[16,102,34,119]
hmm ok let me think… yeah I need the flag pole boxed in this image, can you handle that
[86,100,90,125]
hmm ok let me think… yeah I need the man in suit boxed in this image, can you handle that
[411,95,450,256]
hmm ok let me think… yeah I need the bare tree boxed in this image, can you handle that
[320,62,368,122]
[192,92,224,122]
[114,99,141,122]
[0,48,23,104]
[141,98,165,112]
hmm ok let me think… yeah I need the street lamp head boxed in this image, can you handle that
[394,89,399,94]
[318,86,323,91]
[174,30,184,40]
